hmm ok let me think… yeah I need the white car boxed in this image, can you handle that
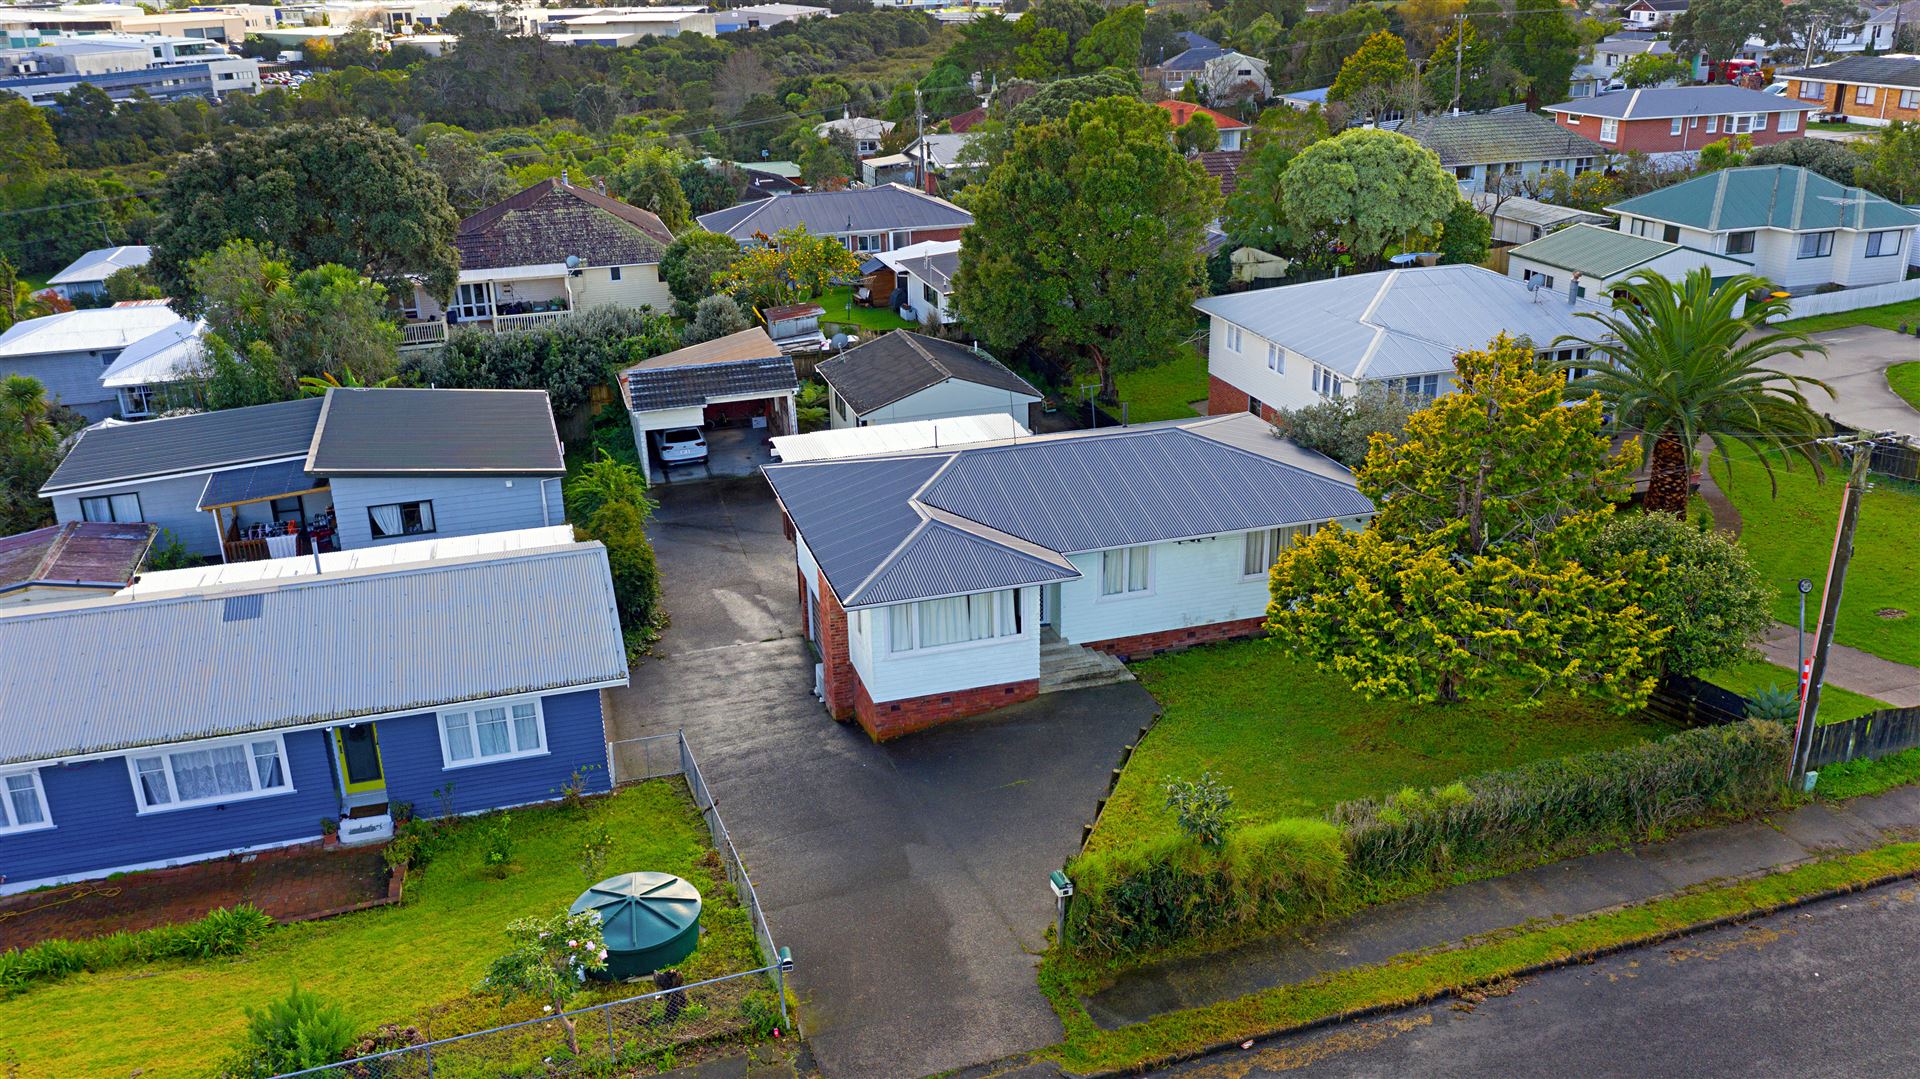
[656,427,708,466]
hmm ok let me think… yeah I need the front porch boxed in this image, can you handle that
[196,459,339,563]
[402,268,580,350]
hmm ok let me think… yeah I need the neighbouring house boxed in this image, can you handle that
[696,184,973,255]
[38,388,568,561]
[1195,264,1605,417]
[1607,164,1920,292]
[815,330,1039,430]
[867,240,960,326]
[1570,36,1700,98]
[1147,45,1271,102]
[1786,55,1920,127]
[815,115,895,158]
[697,157,807,202]
[1862,2,1920,51]
[99,316,207,418]
[1382,106,1607,194]
[0,304,185,421]
[1623,0,1688,27]
[404,178,676,351]
[0,521,155,607]
[1148,43,1233,93]
[1469,192,1611,246]
[1195,150,1246,195]
[1544,86,1820,161]
[618,327,799,477]
[1504,223,1756,306]
[765,413,1375,738]
[1156,100,1251,150]
[861,134,984,190]
[946,106,987,134]
[44,245,151,302]
[1279,86,1329,112]
[769,413,1030,463]
[0,525,627,894]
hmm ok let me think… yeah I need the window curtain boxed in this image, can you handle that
[415,502,435,532]
[5,775,42,826]
[169,744,251,801]
[917,594,997,648]
[474,707,512,756]
[252,741,285,788]
[890,605,914,652]
[443,713,475,761]
[1128,549,1148,592]
[109,493,141,521]
[370,504,404,537]
[511,703,541,751]
[1101,550,1125,595]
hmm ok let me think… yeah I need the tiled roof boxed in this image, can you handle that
[1382,107,1605,167]
[1789,54,1920,89]
[1196,150,1245,195]
[815,331,1039,416]
[1546,85,1819,119]
[457,179,675,271]
[0,521,154,594]
[1156,100,1250,130]
[697,184,973,240]
[947,106,987,133]
[621,328,797,412]
[1609,165,1920,233]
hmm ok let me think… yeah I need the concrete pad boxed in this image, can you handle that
[1839,784,1920,835]
[1775,801,1885,852]
[1637,820,1814,890]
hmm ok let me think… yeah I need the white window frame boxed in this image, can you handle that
[1901,90,1920,110]
[885,590,1023,654]
[436,695,549,770]
[1798,231,1835,259]
[1098,545,1153,599]
[368,499,435,539]
[1866,230,1902,258]
[1706,115,1718,133]
[1800,80,1823,100]
[453,281,493,320]
[1855,85,1876,104]
[0,769,52,834]
[1241,522,1322,580]
[1227,324,1242,352]
[125,733,294,815]
[1566,113,1581,124]
[1670,117,1683,136]
[79,492,141,523]
[1599,118,1619,142]
[1778,109,1798,132]
[1266,342,1283,373]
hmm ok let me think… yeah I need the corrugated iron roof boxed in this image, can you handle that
[0,540,627,766]
[1547,85,1819,119]
[1609,165,1920,233]
[0,521,154,594]
[697,184,972,240]
[47,245,151,287]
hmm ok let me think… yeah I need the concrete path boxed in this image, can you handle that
[1767,325,1920,440]
[1082,785,1920,1030]
[1757,622,1920,707]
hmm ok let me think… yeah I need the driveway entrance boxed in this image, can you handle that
[604,478,1157,1077]
[1766,325,1920,439]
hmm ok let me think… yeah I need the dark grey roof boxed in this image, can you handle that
[198,458,325,510]
[814,332,1040,416]
[1162,45,1230,71]
[764,415,1374,608]
[622,330,799,413]
[696,184,973,240]
[1547,85,1819,119]
[1382,107,1605,167]
[306,388,564,475]
[896,250,959,292]
[41,397,324,495]
[1789,55,1920,90]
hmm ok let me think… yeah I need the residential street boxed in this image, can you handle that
[603,477,1156,1079]
[1768,326,1920,440]
[1143,880,1920,1079]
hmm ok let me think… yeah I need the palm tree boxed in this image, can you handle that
[1554,268,1833,516]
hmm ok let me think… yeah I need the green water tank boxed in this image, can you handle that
[570,872,703,979]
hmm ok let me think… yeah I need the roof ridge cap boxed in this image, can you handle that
[842,513,933,605]
[29,524,72,583]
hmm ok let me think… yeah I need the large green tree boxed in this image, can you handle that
[1555,269,1833,516]
[1329,30,1414,104]
[1422,21,1508,112]
[1585,512,1773,679]
[1857,122,1920,204]
[150,119,460,305]
[1499,6,1579,105]
[0,96,61,187]
[1073,4,1144,72]
[1672,0,1787,64]
[611,147,693,232]
[660,229,745,316]
[1266,335,1662,709]
[1279,129,1456,268]
[0,374,79,534]
[956,96,1216,402]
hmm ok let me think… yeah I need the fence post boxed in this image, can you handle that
[775,947,792,1029]
[426,1041,435,1079]
[606,1004,617,1063]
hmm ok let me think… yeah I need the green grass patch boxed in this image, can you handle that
[1807,120,1880,134]
[1773,296,1920,335]
[0,780,763,1079]
[1816,747,1920,800]
[1093,641,1682,853]
[1114,345,1210,423]
[1705,657,1891,724]
[1709,446,1920,666]
[1889,362,1920,412]
[1037,841,1920,1074]
[815,285,916,336]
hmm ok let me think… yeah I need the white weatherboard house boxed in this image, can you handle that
[1195,264,1606,418]
[99,317,208,418]
[765,414,1374,740]
[1504,223,1758,305]
[45,245,151,301]
[0,304,184,421]
[815,331,1041,430]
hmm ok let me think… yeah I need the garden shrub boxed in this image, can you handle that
[223,982,358,1078]
[0,904,273,996]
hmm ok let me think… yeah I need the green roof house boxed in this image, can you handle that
[1504,224,1755,307]
[1607,165,1920,293]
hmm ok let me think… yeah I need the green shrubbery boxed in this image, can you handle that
[1064,721,1789,958]
[222,983,358,1078]
[0,904,274,995]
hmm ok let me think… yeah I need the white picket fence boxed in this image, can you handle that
[1764,276,1920,322]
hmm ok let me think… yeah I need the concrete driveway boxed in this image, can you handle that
[606,477,1158,1078]
[1768,325,1920,439]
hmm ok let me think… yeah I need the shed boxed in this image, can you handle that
[815,331,1041,430]
[571,872,703,979]
[761,303,826,354]
[619,328,800,477]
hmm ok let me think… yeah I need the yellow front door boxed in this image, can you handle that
[335,724,386,796]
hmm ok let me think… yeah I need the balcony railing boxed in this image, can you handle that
[494,309,571,331]
[399,319,449,350]
[400,307,575,348]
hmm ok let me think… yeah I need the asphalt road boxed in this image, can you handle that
[1146,879,1920,1079]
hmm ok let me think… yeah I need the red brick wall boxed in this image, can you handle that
[1206,375,1279,423]
[854,678,1041,741]
[907,226,966,246]
[816,571,856,721]
[797,566,810,638]
[1553,112,1805,152]
[1081,616,1269,662]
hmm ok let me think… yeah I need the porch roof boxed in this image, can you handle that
[196,458,327,511]
[458,263,570,284]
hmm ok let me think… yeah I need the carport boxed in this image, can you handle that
[617,327,800,482]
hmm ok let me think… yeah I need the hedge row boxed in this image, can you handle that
[1064,721,1789,957]
[0,904,273,996]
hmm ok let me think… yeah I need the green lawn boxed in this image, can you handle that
[1710,446,1920,666]
[1773,297,1920,335]
[1114,345,1209,423]
[0,781,763,1079]
[1089,641,1681,852]
[1705,657,1890,724]
[1808,121,1881,134]
[1890,361,1920,412]
[815,285,916,336]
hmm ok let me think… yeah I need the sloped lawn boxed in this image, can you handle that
[1114,346,1209,423]
[816,285,915,335]
[0,780,764,1079]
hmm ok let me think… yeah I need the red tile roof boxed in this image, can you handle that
[947,106,987,133]
[1195,150,1246,195]
[1156,100,1250,130]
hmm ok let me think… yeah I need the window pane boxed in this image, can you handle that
[889,605,913,651]
[211,744,252,795]
[1243,532,1265,576]
[6,775,42,827]
[512,703,540,751]
[1101,550,1124,595]
[918,596,969,647]
[168,750,217,801]
[110,493,141,521]
[443,713,475,761]
[251,741,285,789]
[967,593,995,639]
[1127,548,1148,591]
[474,707,511,756]
[415,501,435,532]
[135,757,170,806]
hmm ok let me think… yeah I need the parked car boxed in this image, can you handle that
[656,427,708,465]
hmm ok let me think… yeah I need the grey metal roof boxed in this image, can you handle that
[1547,85,1819,119]
[765,414,1373,608]
[1193,265,1607,381]
[815,331,1040,416]
[896,249,959,292]
[306,388,565,475]
[41,397,324,495]
[1382,107,1605,167]
[1468,192,1611,230]
[0,541,627,766]
[696,184,973,240]
[1162,44,1230,70]
[198,458,325,510]
[1789,55,1920,89]
[624,356,798,412]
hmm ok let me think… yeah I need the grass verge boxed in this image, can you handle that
[1772,297,1920,335]
[1890,361,1920,412]
[1037,841,1920,1075]
[1114,345,1209,423]
[0,780,762,1079]
[1705,657,1890,723]
[1816,746,1920,800]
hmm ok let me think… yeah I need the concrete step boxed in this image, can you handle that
[1038,639,1134,694]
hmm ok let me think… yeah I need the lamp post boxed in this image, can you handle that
[1797,577,1814,697]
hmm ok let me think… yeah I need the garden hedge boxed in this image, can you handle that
[0,904,273,996]
[1064,720,1789,957]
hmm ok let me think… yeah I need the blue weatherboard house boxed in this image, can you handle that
[0,528,629,894]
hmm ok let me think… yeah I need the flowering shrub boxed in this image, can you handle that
[477,911,609,1054]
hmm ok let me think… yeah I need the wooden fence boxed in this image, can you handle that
[1808,707,1920,769]
[1643,675,1752,728]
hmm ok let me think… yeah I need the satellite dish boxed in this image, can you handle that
[1526,277,1542,292]
[565,254,582,270]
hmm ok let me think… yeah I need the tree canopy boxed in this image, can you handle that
[1279,129,1456,268]
[1330,30,1414,103]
